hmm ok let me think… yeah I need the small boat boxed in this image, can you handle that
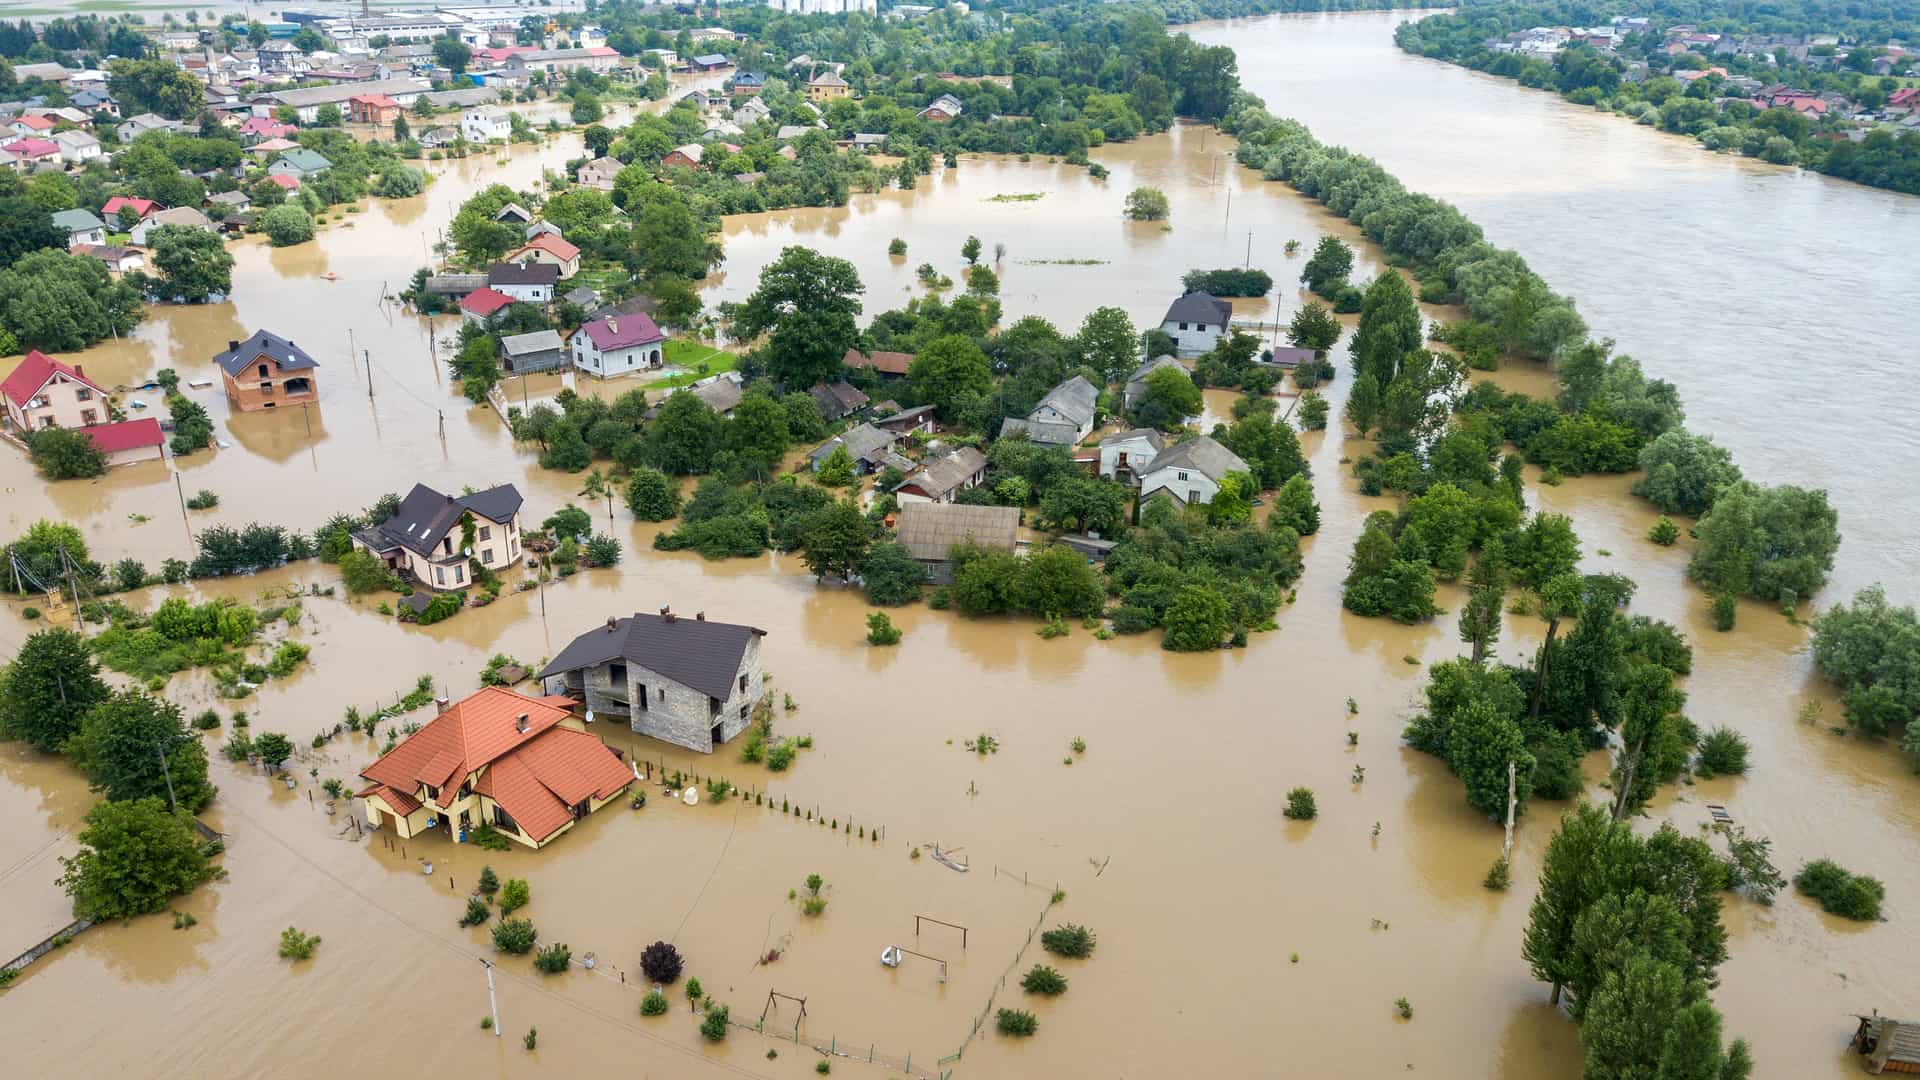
[930,845,969,873]
[880,945,902,968]
[187,378,213,389]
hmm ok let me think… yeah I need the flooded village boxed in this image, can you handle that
[2,5,1919,1080]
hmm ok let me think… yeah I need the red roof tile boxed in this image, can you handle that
[15,114,54,131]
[461,286,514,316]
[512,232,580,263]
[2,349,104,406]
[844,348,913,376]
[266,173,300,190]
[4,138,58,157]
[102,196,158,219]
[355,782,422,816]
[81,418,163,453]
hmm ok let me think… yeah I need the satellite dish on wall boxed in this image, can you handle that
[584,709,595,724]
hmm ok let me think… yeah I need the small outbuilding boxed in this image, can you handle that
[894,502,1019,585]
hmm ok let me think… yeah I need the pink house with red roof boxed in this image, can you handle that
[1,352,164,466]
[572,313,667,378]
[504,232,581,278]
[265,172,300,191]
[1887,87,1919,111]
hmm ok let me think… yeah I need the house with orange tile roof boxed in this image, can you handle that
[504,232,582,279]
[356,686,633,849]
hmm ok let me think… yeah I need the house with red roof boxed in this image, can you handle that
[347,93,401,125]
[265,172,301,191]
[571,312,667,377]
[8,113,55,138]
[2,350,110,433]
[100,196,159,227]
[459,286,516,325]
[503,232,582,279]
[356,685,633,849]
[1887,87,1919,111]
[237,116,297,142]
[2,138,60,166]
[80,417,165,466]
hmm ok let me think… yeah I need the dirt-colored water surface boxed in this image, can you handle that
[0,15,1914,1080]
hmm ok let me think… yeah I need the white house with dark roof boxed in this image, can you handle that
[1159,290,1234,357]
[1098,428,1167,486]
[895,446,988,504]
[350,481,525,591]
[998,373,1098,447]
[1137,434,1249,508]
[486,261,559,303]
[538,608,767,754]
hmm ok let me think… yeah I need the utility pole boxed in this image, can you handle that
[57,544,82,619]
[365,349,374,400]
[173,470,192,541]
[481,958,501,1036]
[1501,760,1517,861]
[1245,229,1252,268]
[156,740,178,813]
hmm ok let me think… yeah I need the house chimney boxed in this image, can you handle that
[606,615,617,632]
[227,339,239,352]
[436,695,451,714]
[514,712,530,733]
[72,364,83,378]
[695,611,705,621]
[607,317,618,335]
[660,604,675,623]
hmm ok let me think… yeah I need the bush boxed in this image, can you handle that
[766,739,797,771]
[534,942,572,974]
[1040,923,1095,958]
[1648,516,1679,545]
[470,823,513,851]
[640,940,684,983]
[1484,855,1511,891]
[699,1004,730,1041]
[1283,787,1318,820]
[866,611,902,646]
[260,205,315,247]
[640,990,669,1015]
[1794,859,1885,921]
[278,926,321,960]
[460,896,490,927]
[996,1008,1038,1036]
[193,709,220,730]
[1711,593,1737,632]
[498,877,530,915]
[491,917,537,954]
[186,489,220,510]
[1021,964,1067,995]
[1695,726,1750,777]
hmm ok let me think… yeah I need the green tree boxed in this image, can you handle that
[59,797,216,920]
[0,196,66,268]
[626,469,682,521]
[1269,474,1320,535]
[814,443,857,488]
[252,731,295,772]
[798,500,871,581]
[0,627,110,752]
[1123,186,1170,221]
[862,541,926,606]
[722,393,791,478]
[1016,545,1105,618]
[314,103,342,127]
[1220,409,1306,490]
[259,205,315,247]
[1345,372,1381,435]
[1633,431,1741,517]
[646,392,724,475]
[1286,300,1342,353]
[71,689,216,812]
[432,35,473,73]
[149,224,235,302]
[731,246,863,389]
[26,427,107,480]
[1459,543,1508,665]
[1524,803,1629,1005]
[1447,698,1532,819]
[338,548,395,594]
[1162,585,1230,651]
[961,234,982,264]
[1349,270,1422,386]
[0,250,143,351]
[907,335,993,420]
[540,420,592,471]
[1510,513,1581,590]
[571,93,603,125]
[779,391,829,442]
[1132,364,1202,431]
[1687,482,1839,604]
[107,59,205,120]
[1300,235,1354,296]
[1035,477,1129,535]
[1075,306,1138,384]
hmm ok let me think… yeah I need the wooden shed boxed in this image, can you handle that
[1853,1014,1920,1074]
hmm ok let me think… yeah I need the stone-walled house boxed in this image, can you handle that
[356,686,633,850]
[350,482,525,591]
[538,609,767,754]
[211,329,318,412]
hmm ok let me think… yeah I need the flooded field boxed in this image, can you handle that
[1,23,1916,1080]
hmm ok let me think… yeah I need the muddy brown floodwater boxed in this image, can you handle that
[0,24,1914,1080]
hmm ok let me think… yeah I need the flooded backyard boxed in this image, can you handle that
[0,16,1916,1080]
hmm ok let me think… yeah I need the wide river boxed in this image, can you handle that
[0,13,1913,1080]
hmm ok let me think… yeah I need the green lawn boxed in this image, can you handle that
[643,342,737,389]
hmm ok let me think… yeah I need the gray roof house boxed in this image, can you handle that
[1098,427,1167,485]
[268,148,333,179]
[893,502,1019,585]
[1137,435,1249,508]
[537,609,767,754]
[807,423,903,474]
[350,482,526,590]
[1000,373,1098,447]
[895,446,988,504]
[691,374,744,416]
[1124,354,1185,410]
[500,329,567,374]
[1159,290,1234,358]
[809,379,869,422]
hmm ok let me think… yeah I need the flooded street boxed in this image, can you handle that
[1,16,1916,1080]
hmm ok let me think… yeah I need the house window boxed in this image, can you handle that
[738,673,748,694]
[425,784,439,801]
[453,564,464,584]
[480,549,493,564]
[257,363,270,378]
[492,805,518,833]
[75,388,91,401]
[509,538,519,557]
[1178,471,1189,481]
[81,409,97,424]
[740,703,750,721]
[478,525,491,541]
[435,565,446,586]
[1178,322,1188,331]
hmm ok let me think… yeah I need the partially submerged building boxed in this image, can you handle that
[350,482,525,591]
[539,609,766,754]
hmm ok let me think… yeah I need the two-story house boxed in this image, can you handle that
[349,482,526,591]
[211,330,318,412]
[998,374,1097,447]
[1,350,110,432]
[572,312,666,377]
[502,233,580,279]
[51,208,106,247]
[486,261,559,304]
[1137,434,1249,509]
[538,608,767,754]
[356,686,633,850]
[1098,428,1167,486]
[461,105,511,143]
[1158,290,1234,357]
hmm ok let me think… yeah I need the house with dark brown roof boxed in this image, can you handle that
[350,482,525,591]
[356,686,633,850]
[211,329,318,413]
[538,608,766,754]
[809,379,869,422]
[843,347,913,378]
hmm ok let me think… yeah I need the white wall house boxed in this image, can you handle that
[1137,435,1249,508]
[572,313,667,378]
[1158,291,1234,358]
[462,106,510,142]
[1098,428,1167,486]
